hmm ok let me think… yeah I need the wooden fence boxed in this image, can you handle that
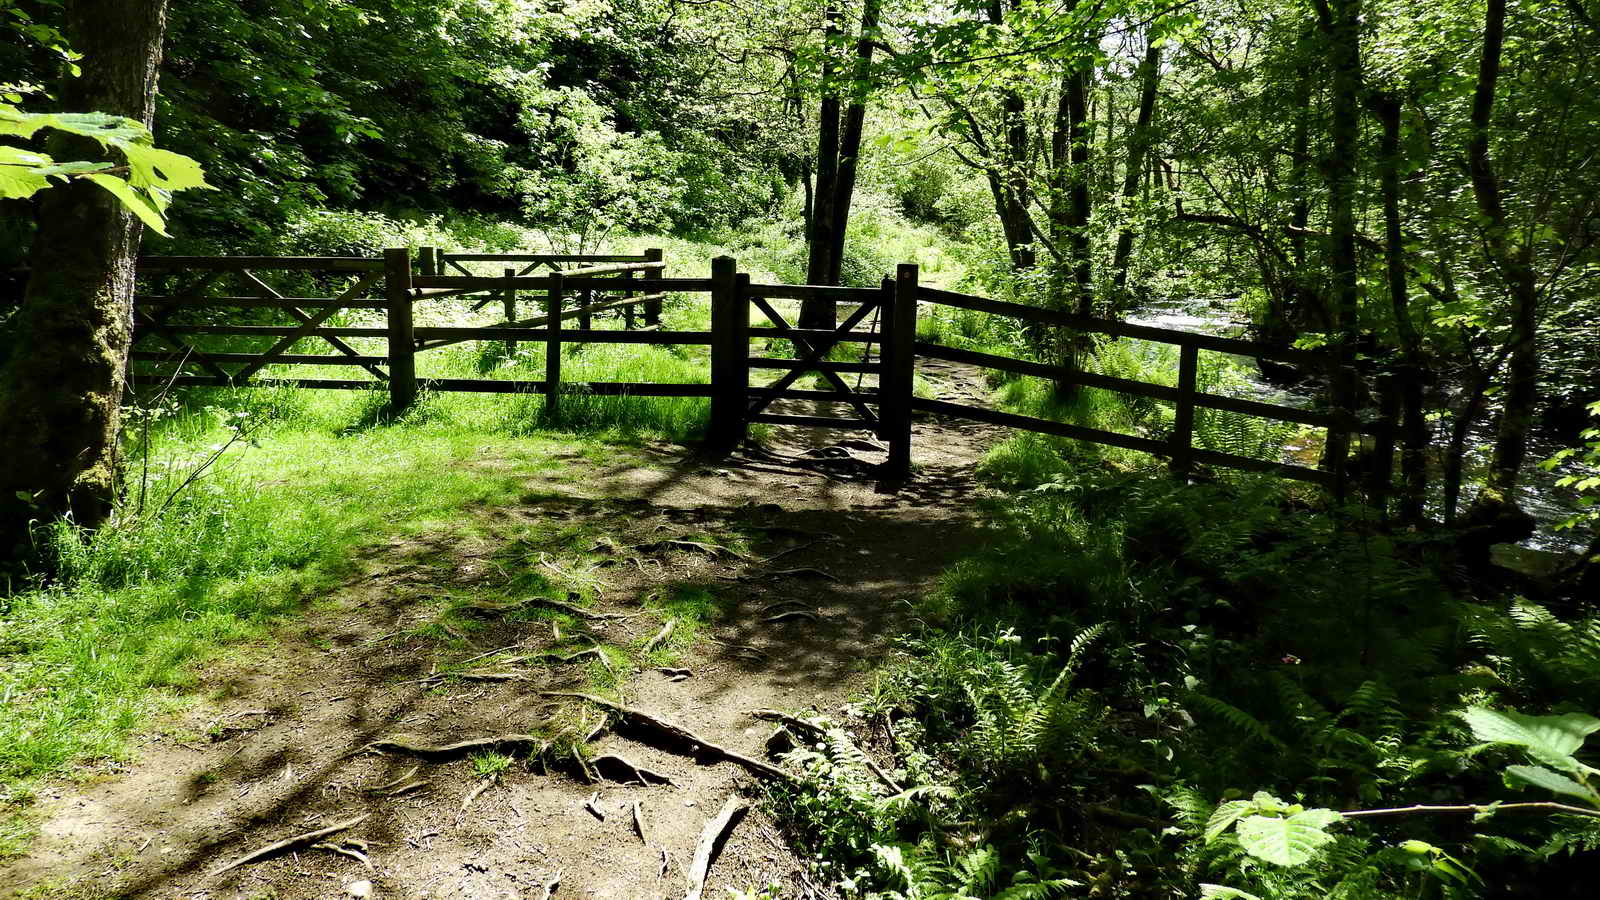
[129,251,1392,499]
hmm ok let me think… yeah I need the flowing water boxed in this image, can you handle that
[1121,296,1594,555]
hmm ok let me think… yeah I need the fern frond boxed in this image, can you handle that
[1187,693,1284,750]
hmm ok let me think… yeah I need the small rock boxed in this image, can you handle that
[345,880,373,898]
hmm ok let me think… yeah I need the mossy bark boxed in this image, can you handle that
[0,0,170,553]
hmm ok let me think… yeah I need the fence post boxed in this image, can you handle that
[644,248,664,326]
[545,271,563,422]
[708,256,747,452]
[579,286,593,331]
[384,248,416,412]
[624,269,636,330]
[1171,343,1198,478]
[503,267,518,356]
[418,246,437,277]
[883,263,918,478]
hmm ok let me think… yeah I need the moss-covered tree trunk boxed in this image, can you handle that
[0,0,170,553]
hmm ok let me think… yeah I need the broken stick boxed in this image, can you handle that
[209,814,370,877]
[642,618,676,654]
[684,796,750,900]
[539,692,794,783]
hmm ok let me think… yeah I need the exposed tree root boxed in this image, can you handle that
[765,567,839,582]
[750,710,902,792]
[759,600,813,615]
[539,692,795,782]
[459,778,496,818]
[636,539,752,562]
[632,799,650,844]
[763,610,821,624]
[685,795,750,900]
[364,733,547,760]
[310,839,371,868]
[642,618,676,654]
[209,814,370,877]
[538,868,562,900]
[584,790,606,821]
[591,753,676,786]
[366,765,420,794]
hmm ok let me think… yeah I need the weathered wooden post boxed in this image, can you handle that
[644,248,664,326]
[882,263,918,478]
[545,271,563,421]
[708,256,748,452]
[417,246,438,277]
[578,285,594,331]
[384,248,416,412]
[1171,344,1199,478]
[623,268,636,330]
[503,267,518,356]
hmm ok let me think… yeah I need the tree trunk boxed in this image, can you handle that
[1318,0,1363,486]
[1465,0,1541,515]
[1110,40,1162,307]
[802,4,843,328]
[822,0,882,286]
[0,0,171,553]
[1374,92,1428,524]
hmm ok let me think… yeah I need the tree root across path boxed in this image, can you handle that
[685,795,750,900]
[540,692,795,782]
[209,814,371,877]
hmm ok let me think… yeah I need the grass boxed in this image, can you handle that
[639,582,734,666]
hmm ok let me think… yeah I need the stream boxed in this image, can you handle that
[1121,296,1594,556]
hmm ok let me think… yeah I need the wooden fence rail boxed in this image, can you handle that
[129,250,1394,502]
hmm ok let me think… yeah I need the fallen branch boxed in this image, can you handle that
[310,839,371,868]
[765,567,839,582]
[584,790,607,821]
[763,610,821,625]
[643,619,676,654]
[210,814,370,877]
[459,778,496,818]
[364,734,546,760]
[637,539,752,562]
[367,765,420,794]
[632,799,650,844]
[685,796,750,900]
[540,692,794,782]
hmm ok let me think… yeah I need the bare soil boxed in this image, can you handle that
[2,360,1004,900]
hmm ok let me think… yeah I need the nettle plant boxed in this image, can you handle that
[1,83,208,234]
[1201,707,1600,898]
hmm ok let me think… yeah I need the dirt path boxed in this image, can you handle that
[2,360,1005,900]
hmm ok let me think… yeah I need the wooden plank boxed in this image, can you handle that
[1188,447,1335,485]
[743,298,881,422]
[708,257,747,450]
[749,413,878,431]
[545,272,562,420]
[130,352,387,366]
[410,275,710,293]
[912,396,1172,456]
[165,325,390,337]
[643,249,663,325]
[420,380,713,396]
[385,249,416,410]
[747,387,882,403]
[1171,344,1199,476]
[134,296,389,309]
[412,327,714,345]
[138,256,382,272]
[883,268,918,472]
[561,261,666,278]
[917,285,1326,365]
[131,310,234,381]
[237,269,387,381]
[440,253,649,264]
[747,358,880,374]
[747,327,878,343]
[746,284,882,301]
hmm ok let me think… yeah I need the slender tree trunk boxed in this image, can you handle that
[802,5,843,328]
[0,0,170,553]
[1111,40,1163,306]
[823,0,882,286]
[1319,0,1363,485]
[1466,0,1541,514]
[1373,92,1429,524]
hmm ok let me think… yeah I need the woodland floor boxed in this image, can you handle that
[1,360,1005,900]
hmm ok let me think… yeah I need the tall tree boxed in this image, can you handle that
[0,0,171,550]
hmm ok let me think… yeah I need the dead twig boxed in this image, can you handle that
[584,790,606,821]
[632,799,650,844]
[539,692,795,782]
[310,839,371,867]
[363,734,546,760]
[763,610,822,624]
[209,814,370,877]
[642,619,676,654]
[459,778,496,818]
[685,796,750,900]
[366,765,420,794]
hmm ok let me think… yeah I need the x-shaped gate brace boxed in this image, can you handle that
[132,269,388,385]
[745,294,882,430]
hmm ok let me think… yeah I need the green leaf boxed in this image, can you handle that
[1204,799,1253,843]
[0,158,51,198]
[1504,765,1599,805]
[83,174,169,236]
[30,111,149,146]
[1235,809,1342,867]
[1199,886,1265,900]
[1458,707,1600,773]
[120,143,210,191]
